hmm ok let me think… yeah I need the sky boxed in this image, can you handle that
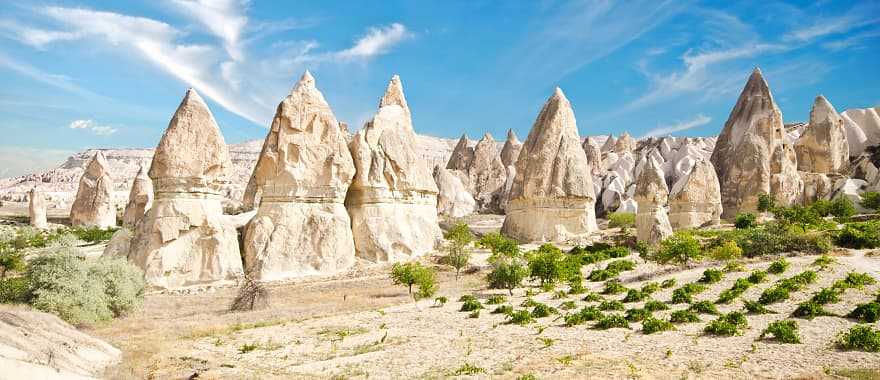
[1,0,879,177]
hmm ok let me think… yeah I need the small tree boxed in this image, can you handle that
[829,196,856,219]
[390,262,437,299]
[527,244,565,285]
[734,213,757,229]
[442,222,473,280]
[655,232,702,265]
[757,193,775,213]
[487,258,529,295]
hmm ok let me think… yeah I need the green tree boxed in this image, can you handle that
[487,258,530,295]
[390,262,437,299]
[655,232,702,265]
[757,193,775,212]
[828,196,856,219]
[442,222,474,280]
[527,244,566,285]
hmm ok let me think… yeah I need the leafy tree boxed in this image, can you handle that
[757,193,775,212]
[442,222,474,280]
[734,213,757,229]
[708,240,742,261]
[487,258,530,295]
[527,244,567,285]
[654,232,702,265]
[391,262,437,299]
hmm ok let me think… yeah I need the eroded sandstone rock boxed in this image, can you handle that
[434,165,476,218]
[464,133,507,212]
[668,159,721,230]
[122,165,153,229]
[795,95,849,174]
[500,129,523,168]
[243,71,357,281]
[69,151,115,228]
[635,157,672,244]
[129,89,243,289]
[582,136,603,176]
[345,75,441,262]
[446,134,474,170]
[28,187,47,229]
[501,88,597,242]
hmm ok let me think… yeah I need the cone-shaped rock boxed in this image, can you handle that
[613,132,636,153]
[129,89,242,289]
[635,157,673,244]
[500,129,523,167]
[668,159,721,229]
[501,87,597,242]
[28,187,47,229]
[710,68,802,218]
[795,95,849,174]
[601,134,616,153]
[446,134,474,170]
[243,71,357,281]
[70,151,115,228]
[466,133,507,213]
[582,136,603,176]
[122,165,153,229]
[434,165,476,218]
[345,75,441,262]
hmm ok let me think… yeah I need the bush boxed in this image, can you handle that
[622,289,648,303]
[735,213,757,229]
[460,298,483,312]
[660,278,676,288]
[608,212,636,229]
[531,303,557,318]
[0,249,25,278]
[848,302,880,323]
[625,308,651,322]
[655,232,702,264]
[594,314,630,329]
[812,255,836,268]
[642,317,675,334]
[767,258,790,274]
[709,241,743,261]
[565,306,603,326]
[459,294,477,302]
[833,272,877,290]
[743,300,775,314]
[390,262,437,299]
[26,249,145,325]
[698,269,723,284]
[506,310,535,325]
[560,300,577,310]
[604,246,630,258]
[758,193,775,212]
[861,192,880,211]
[605,259,636,273]
[836,325,880,352]
[599,300,624,311]
[810,288,841,305]
[689,301,720,315]
[791,300,831,320]
[704,312,747,336]
[640,282,660,295]
[478,232,520,258]
[759,320,800,343]
[486,295,506,305]
[716,278,752,304]
[487,257,530,295]
[582,292,603,303]
[442,222,474,280]
[671,283,706,304]
[759,286,790,305]
[69,226,118,244]
[492,305,513,315]
[829,197,856,219]
[669,310,700,323]
[835,221,880,249]
[588,269,617,282]
[723,261,746,272]
[810,199,833,217]
[644,300,669,312]
[773,205,823,231]
[602,280,627,295]
[747,270,768,284]
[527,244,568,285]
[0,277,29,303]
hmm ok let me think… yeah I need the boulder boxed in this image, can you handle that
[122,165,152,229]
[635,157,672,244]
[501,88,597,242]
[128,89,243,289]
[668,159,722,229]
[500,129,523,168]
[69,151,115,228]
[794,95,849,174]
[243,71,357,281]
[345,75,442,262]
[710,68,802,219]
[831,178,871,213]
[446,134,474,170]
[434,166,476,218]
[28,187,47,229]
[842,107,880,147]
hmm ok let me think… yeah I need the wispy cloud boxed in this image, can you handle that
[68,119,118,135]
[0,19,81,48]
[822,28,880,51]
[334,23,411,60]
[168,0,248,61]
[0,52,103,98]
[642,114,711,137]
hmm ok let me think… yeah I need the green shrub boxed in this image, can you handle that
[625,308,651,322]
[460,299,483,312]
[759,286,790,305]
[644,300,669,312]
[709,241,743,261]
[767,258,790,274]
[810,288,841,305]
[723,261,746,272]
[833,272,877,290]
[487,256,530,295]
[441,222,474,280]
[26,249,110,324]
[622,289,648,303]
[605,259,636,273]
[454,363,486,375]
[669,310,700,323]
[743,300,775,314]
[588,269,617,282]
[835,325,880,352]
[531,303,557,318]
[660,278,676,288]
[434,296,448,306]
[582,292,603,302]
[704,312,747,336]
[486,295,506,305]
[560,300,577,310]
[655,232,702,264]
[835,221,880,249]
[671,283,706,304]
[565,306,603,326]
[89,257,146,317]
[735,213,757,229]
[773,205,823,231]
[520,298,538,308]
[790,271,818,287]
[812,254,836,268]
[698,269,723,284]
[759,320,800,343]
[640,282,660,294]
[479,232,520,258]
[860,191,880,211]
[747,270,768,284]
[391,262,437,298]
[492,305,513,315]
[527,244,567,285]
[608,212,636,229]
[0,277,29,303]
[642,317,675,334]
[716,278,752,304]
[602,280,627,295]
[0,249,25,278]
[791,300,831,320]
[758,193,775,212]
[69,226,118,244]
[847,302,880,323]
[594,314,630,329]
[459,294,477,302]
[829,197,856,219]
[506,310,535,325]
[689,301,720,315]
[598,300,624,311]
[810,199,833,217]
[604,246,630,258]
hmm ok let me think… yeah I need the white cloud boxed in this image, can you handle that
[335,23,411,60]
[168,0,248,61]
[642,114,711,137]
[0,19,82,48]
[822,28,880,51]
[68,119,118,135]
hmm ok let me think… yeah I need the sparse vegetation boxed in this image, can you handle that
[608,212,636,229]
[453,363,486,375]
[460,298,483,312]
[527,244,569,285]
[601,280,627,295]
[594,313,630,329]
[531,303,557,318]
[564,306,603,326]
[689,301,720,315]
[441,222,474,280]
[506,310,536,325]
[743,300,775,314]
[642,317,674,334]
[669,310,700,323]
[735,213,757,229]
[486,294,506,305]
[391,262,437,299]
[860,191,880,211]
[492,305,513,315]
[660,278,676,288]
[833,272,877,290]
[599,300,625,311]
[709,241,743,261]
[791,300,832,320]
[835,221,880,249]
[812,254,836,268]
[757,193,775,213]
[624,308,650,322]
[698,268,723,284]
[747,270,768,284]
[759,320,800,343]
[835,325,880,352]
[622,289,648,303]
[847,302,880,323]
[767,258,790,274]
[671,283,706,304]
[716,278,752,304]
[643,300,668,312]
[704,312,747,336]
[653,232,702,264]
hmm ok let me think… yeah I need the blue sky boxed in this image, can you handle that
[1,0,879,177]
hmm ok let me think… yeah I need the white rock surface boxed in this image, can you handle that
[346,75,442,262]
[795,95,849,174]
[69,151,116,228]
[500,129,523,168]
[122,165,152,229]
[635,158,672,244]
[243,71,357,281]
[668,159,721,230]
[434,166,476,218]
[28,187,47,229]
[501,88,597,242]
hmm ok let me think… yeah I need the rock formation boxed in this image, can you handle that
[668,159,722,229]
[600,134,616,153]
[710,68,802,219]
[613,132,636,153]
[464,133,507,212]
[635,157,673,244]
[28,187,47,229]
[446,134,474,170]
[795,95,849,174]
[243,71,357,281]
[500,129,522,168]
[582,136,603,176]
[122,165,152,229]
[69,151,116,228]
[128,89,243,288]
[345,75,441,262]
[501,87,597,242]
[434,166,476,218]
